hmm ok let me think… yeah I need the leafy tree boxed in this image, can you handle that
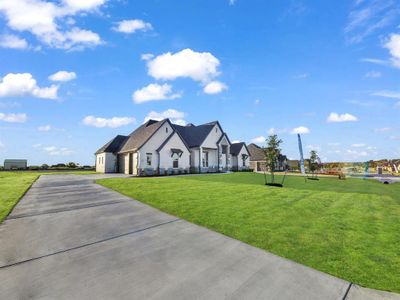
[263,134,282,184]
[41,164,49,170]
[67,162,78,169]
[309,150,319,175]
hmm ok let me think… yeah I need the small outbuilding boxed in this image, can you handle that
[4,159,28,170]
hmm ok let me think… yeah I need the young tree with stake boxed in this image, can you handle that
[263,134,283,185]
[309,150,319,177]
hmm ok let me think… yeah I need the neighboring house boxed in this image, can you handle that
[95,119,234,175]
[247,143,288,172]
[4,159,27,170]
[287,160,300,171]
[248,143,265,171]
[230,142,251,170]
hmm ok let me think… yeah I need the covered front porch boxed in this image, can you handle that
[197,135,231,173]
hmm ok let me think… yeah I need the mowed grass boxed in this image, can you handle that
[0,170,97,223]
[98,173,400,293]
[0,172,39,222]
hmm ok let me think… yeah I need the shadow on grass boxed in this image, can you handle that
[180,172,400,200]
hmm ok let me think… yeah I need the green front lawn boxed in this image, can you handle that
[0,172,39,222]
[98,173,400,293]
[0,170,98,223]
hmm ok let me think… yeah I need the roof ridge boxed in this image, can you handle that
[119,119,168,153]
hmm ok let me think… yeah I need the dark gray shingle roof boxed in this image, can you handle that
[96,119,227,155]
[95,135,128,154]
[230,142,244,156]
[172,123,215,148]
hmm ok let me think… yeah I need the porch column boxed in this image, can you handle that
[199,147,202,173]
[226,145,230,169]
[217,144,220,171]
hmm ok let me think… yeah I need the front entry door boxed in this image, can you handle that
[221,153,226,169]
[128,153,133,175]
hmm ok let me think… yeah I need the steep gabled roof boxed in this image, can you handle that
[119,119,168,153]
[95,135,128,154]
[96,119,227,155]
[156,131,191,152]
[230,142,248,156]
[247,143,265,161]
[172,123,216,148]
[202,120,219,126]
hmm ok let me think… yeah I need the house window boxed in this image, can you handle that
[146,153,152,166]
[98,157,101,164]
[242,154,248,167]
[215,127,218,133]
[202,151,209,167]
[166,127,168,133]
[173,158,179,168]
[221,145,227,154]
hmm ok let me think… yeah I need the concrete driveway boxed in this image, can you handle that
[0,174,398,300]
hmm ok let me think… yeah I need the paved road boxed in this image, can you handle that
[0,174,398,300]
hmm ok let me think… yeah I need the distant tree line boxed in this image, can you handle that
[25,162,94,171]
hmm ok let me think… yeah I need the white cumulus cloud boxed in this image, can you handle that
[327,112,358,123]
[251,136,266,144]
[0,73,58,100]
[133,83,181,104]
[267,127,287,135]
[384,33,400,68]
[0,112,27,123]
[62,0,105,11]
[290,126,310,134]
[203,81,227,94]
[0,34,28,49]
[63,27,101,49]
[83,115,136,128]
[144,109,186,125]
[146,48,221,83]
[113,19,153,34]
[49,71,76,82]
[0,0,104,50]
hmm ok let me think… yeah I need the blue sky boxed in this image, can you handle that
[0,0,399,165]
